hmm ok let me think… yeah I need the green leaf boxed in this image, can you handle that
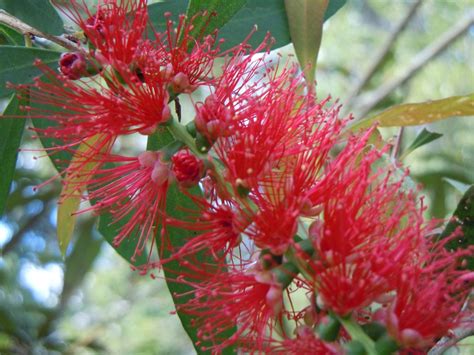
[217,0,290,51]
[97,211,148,268]
[147,128,235,354]
[400,128,442,159]
[57,135,104,256]
[0,94,25,216]
[284,0,329,84]
[186,0,247,38]
[0,0,64,35]
[439,185,474,270]
[146,0,188,33]
[147,0,290,52]
[0,46,60,97]
[350,94,474,130]
[325,0,347,20]
[0,24,23,45]
[219,0,344,52]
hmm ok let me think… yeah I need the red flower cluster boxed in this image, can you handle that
[6,1,472,354]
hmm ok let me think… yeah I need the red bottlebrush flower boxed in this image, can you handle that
[177,269,284,353]
[59,52,87,80]
[379,236,474,350]
[16,61,170,150]
[171,149,204,187]
[305,138,428,316]
[56,0,149,66]
[149,13,222,94]
[164,197,244,264]
[213,67,311,192]
[241,181,301,255]
[78,151,171,261]
[193,34,272,141]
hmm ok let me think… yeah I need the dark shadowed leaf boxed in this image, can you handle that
[439,185,474,270]
[0,94,25,216]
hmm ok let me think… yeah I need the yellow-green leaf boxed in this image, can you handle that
[284,0,329,84]
[57,135,105,256]
[350,93,474,131]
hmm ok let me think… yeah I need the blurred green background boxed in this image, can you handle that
[0,0,473,354]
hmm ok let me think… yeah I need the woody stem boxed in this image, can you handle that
[0,10,81,51]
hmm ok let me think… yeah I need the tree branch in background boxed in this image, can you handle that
[353,10,474,119]
[1,201,52,256]
[344,0,423,111]
[0,10,79,51]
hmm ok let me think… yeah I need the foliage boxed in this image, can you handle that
[0,0,473,354]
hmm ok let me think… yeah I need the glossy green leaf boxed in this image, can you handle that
[97,211,148,268]
[0,94,25,216]
[217,0,290,51]
[0,46,60,97]
[0,0,64,35]
[146,0,188,33]
[400,128,442,159]
[219,0,345,52]
[351,94,474,130]
[186,0,247,38]
[147,0,290,51]
[147,128,235,354]
[0,24,23,45]
[325,0,347,20]
[439,185,474,270]
[284,0,328,84]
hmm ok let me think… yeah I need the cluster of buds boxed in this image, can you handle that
[6,1,473,353]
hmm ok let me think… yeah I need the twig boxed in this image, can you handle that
[429,325,474,355]
[353,10,474,119]
[344,0,423,111]
[0,10,80,51]
[391,126,404,161]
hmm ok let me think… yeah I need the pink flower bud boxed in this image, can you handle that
[59,52,87,80]
[171,72,197,94]
[151,159,170,185]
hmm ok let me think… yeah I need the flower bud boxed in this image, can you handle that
[195,94,233,141]
[171,149,204,187]
[59,52,87,80]
[171,72,197,94]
